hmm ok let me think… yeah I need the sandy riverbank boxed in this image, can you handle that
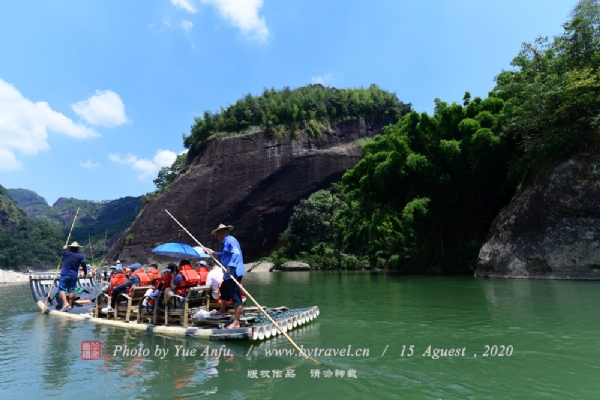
[0,270,31,284]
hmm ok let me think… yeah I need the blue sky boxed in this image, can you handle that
[0,0,578,205]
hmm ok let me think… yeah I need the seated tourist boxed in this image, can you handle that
[197,260,209,284]
[165,259,201,302]
[147,264,161,281]
[205,262,223,302]
[147,263,177,299]
[101,264,149,313]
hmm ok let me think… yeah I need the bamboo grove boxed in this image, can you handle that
[271,0,600,273]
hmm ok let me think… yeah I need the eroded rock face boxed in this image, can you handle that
[476,159,600,279]
[108,119,389,265]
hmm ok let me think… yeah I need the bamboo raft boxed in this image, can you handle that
[30,274,319,341]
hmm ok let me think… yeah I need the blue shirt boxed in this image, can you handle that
[172,274,185,287]
[60,250,86,278]
[114,274,140,292]
[217,235,245,280]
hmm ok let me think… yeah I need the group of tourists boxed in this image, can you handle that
[57,223,246,329]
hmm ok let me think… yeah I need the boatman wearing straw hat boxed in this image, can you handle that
[58,241,87,312]
[203,223,245,329]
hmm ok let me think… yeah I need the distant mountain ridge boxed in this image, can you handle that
[8,188,142,264]
[6,188,51,218]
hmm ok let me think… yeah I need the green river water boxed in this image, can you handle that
[1,271,599,399]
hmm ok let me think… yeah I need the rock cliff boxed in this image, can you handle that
[476,159,600,279]
[108,119,389,264]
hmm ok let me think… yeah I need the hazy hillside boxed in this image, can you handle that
[9,189,142,265]
[7,189,51,218]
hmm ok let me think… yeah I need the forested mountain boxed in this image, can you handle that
[8,189,142,266]
[0,185,63,269]
[273,0,600,273]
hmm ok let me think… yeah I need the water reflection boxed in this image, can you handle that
[280,272,310,284]
[245,271,274,285]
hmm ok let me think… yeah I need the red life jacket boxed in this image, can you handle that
[198,266,209,285]
[131,269,150,286]
[148,268,160,281]
[175,264,201,296]
[108,273,127,295]
[154,271,173,291]
[127,269,150,295]
[147,271,172,307]
[217,282,246,305]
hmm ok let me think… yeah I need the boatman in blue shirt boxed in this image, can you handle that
[203,223,245,329]
[58,241,87,312]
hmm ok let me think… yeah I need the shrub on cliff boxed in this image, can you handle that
[182,84,411,156]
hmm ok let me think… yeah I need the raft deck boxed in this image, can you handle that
[29,274,319,341]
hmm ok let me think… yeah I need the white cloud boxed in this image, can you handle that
[71,90,129,127]
[311,74,333,85]
[0,148,22,171]
[171,0,197,13]
[108,149,178,179]
[80,159,101,169]
[202,0,269,42]
[0,79,98,171]
[180,19,194,31]
[108,153,136,164]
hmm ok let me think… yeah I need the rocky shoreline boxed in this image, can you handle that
[0,269,31,284]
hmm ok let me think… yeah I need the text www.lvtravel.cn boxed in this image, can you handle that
[259,345,369,357]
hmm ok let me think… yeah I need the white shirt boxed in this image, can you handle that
[205,267,223,299]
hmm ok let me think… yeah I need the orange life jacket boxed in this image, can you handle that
[198,266,209,285]
[108,273,127,295]
[127,269,150,295]
[131,269,150,286]
[175,264,201,296]
[148,267,160,281]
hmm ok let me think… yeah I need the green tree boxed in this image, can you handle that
[494,0,600,183]
[153,153,188,191]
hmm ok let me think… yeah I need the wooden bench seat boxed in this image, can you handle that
[95,286,151,322]
[164,285,211,328]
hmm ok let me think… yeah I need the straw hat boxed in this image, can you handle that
[68,241,82,248]
[211,223,233,236]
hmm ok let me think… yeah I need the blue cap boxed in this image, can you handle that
[129,263,142,272]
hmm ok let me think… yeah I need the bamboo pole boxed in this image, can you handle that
[96,229,109,274]
[165,209,321,365]
[88,233,95,267]
[42,207,80,313]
